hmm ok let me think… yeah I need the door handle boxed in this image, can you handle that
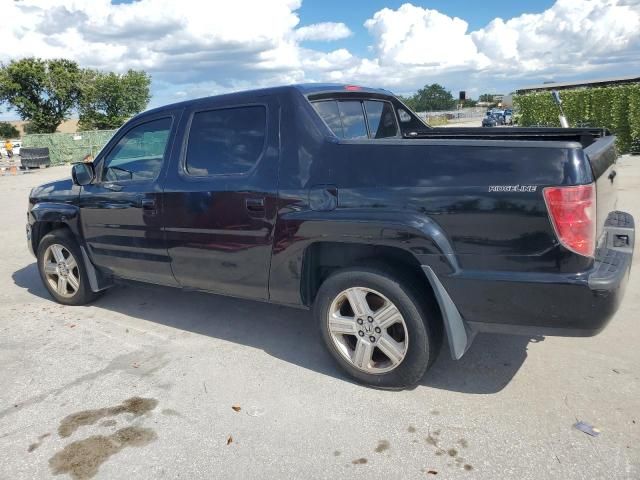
[139,197,157,214]
[245,197,266,216]
[103,182,122,192]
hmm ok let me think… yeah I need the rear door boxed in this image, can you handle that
[162,96,280,300]
[80,111,180,286]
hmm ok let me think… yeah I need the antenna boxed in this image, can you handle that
[551,90,569,128]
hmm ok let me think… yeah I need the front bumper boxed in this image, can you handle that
[446,211,635,337]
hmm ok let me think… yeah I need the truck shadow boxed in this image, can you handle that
[13,263,541,394]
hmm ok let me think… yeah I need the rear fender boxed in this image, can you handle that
[270,208,472,359]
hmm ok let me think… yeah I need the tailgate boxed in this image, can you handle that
[585,135,618,241]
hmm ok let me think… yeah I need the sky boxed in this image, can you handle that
[1,0,639,119]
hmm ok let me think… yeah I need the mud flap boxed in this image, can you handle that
[422,266,475,360]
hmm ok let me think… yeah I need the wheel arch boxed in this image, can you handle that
[29,202,82,254]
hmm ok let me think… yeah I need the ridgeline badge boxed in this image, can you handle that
[488,185,538,193]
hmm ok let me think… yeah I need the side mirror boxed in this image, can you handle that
[71,162,95,186]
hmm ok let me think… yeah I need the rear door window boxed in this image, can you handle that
[185,106,266,176]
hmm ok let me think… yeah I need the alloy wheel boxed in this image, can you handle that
[43,244,80,298]
[327,287,408,374]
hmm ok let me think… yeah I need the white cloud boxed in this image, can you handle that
[0,0,639,116]
[472,0,640,73]
[364,4,489,69]
[295,22,352,41]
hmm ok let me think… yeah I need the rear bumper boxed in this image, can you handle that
[441,211,634,338]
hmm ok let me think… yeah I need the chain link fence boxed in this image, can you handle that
[22,130,117,166]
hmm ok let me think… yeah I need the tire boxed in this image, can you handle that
[37,229,101,306]
[314,265,441,389]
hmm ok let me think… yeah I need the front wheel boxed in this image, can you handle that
[314,266,441,389]
[37,230,101,305]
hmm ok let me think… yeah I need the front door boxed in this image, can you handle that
[80,113,180,285]
[162,98,280,300]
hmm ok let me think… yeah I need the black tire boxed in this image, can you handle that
[37,229,102,306]
[314,265,441,390]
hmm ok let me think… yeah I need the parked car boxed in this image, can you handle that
[26,84,634,389]
[482,113,498,127]
[489,109,506,125]
[503,109,513,125]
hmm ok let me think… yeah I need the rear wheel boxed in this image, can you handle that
[37,230,101,305]
[315,266,440,389]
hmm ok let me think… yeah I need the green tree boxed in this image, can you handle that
[412,84,456,111]
[397,95,418,111]
[478,93,499,106]
[0,58,82,133]
[78,70,151,130]
[0,121,19,139]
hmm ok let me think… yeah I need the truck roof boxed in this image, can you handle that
[139,84,394,118]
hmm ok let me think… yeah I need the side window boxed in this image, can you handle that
[337,101,368,139]
[102,117,172,182]
[186,106,266,176]
[364,101,399,138]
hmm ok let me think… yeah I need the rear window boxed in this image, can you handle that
[312,100,399,140]
[364,101,399,139]
[185,106,266,176]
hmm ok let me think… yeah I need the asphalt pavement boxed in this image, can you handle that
[1,159,639,479]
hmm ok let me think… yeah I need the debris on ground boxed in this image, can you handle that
[231,405,241,412]
[226,435,233,445]
[246,406,265,417]
[574,421,601,437]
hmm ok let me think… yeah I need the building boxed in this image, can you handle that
[516,75,640,94]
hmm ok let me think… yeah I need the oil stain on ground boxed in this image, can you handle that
[49,426,157,480]
[58,397,158,438]
[27,433,51,453]
[374,440,390,453]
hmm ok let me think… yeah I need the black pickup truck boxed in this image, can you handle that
[27,84,634,389]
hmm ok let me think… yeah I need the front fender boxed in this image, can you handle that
[28,202,83,252]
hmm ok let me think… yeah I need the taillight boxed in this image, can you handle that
[543,183,596,257]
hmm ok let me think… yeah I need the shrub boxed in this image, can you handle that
[514,84,640,154]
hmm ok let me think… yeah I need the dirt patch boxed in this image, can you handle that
[352,458,368,465]
[49,426,157,480]
[58,397,158,438]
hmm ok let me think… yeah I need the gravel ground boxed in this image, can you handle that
[1,158,639,479]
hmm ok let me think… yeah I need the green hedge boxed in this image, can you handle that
[514,84,640,153]
[22,130,116,165]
